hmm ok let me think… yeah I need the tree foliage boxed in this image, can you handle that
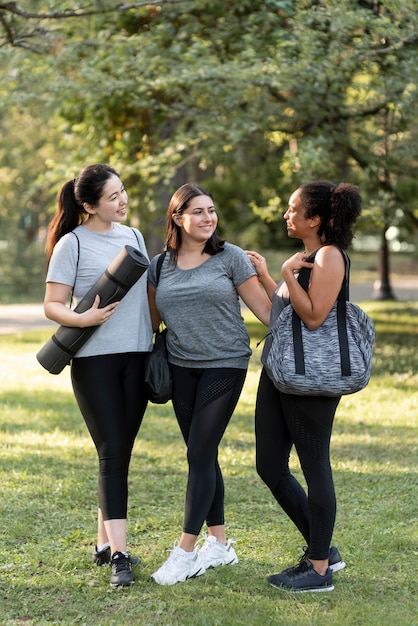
[0,0,417,264]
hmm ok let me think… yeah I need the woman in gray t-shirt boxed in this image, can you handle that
[44,164,152,587]
[148,183,271,586]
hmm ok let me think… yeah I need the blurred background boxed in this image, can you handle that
[0,0,417,303]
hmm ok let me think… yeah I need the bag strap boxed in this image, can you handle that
[130,227,141,249]
[156,251,167,286]
[70,231,80,309]
[292,245,352,377]
[153,251,167,335]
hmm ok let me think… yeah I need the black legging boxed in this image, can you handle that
[255,368,340,561]
[71,352,149,521]
[170,364,247,536]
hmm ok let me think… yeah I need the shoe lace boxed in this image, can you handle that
[159,542,185,571]
[298,546,309,565]
[196,532,208,549]
[196,532,236,553]
[112,552,131,573]
[286,558,311,579]
[196,533,214,554]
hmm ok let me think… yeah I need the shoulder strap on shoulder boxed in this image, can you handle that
[297,244,350,298]
[70,231,80,308]
[71,231,80,275]
[130,227,141,248]
[156,251,167,285]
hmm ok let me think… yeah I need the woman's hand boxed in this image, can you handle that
[78,295,119,327]
[281,251,314,277]
[246,250,269,280]
[281,246,345,330]
[245,250,277,302]
[44,283,119,328]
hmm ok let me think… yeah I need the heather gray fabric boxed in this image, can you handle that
[261,278,290,368]
[148,243,257,369]
[46,223,153,357]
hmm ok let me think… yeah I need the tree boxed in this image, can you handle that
[1,0,417,294]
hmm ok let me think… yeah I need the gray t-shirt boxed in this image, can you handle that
[148,243,257,369]
[46,223,153,357]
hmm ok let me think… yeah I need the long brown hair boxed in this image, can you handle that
[165,183,224,265]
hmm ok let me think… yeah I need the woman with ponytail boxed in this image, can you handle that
[44,164,153,587]
[246,180,362,593]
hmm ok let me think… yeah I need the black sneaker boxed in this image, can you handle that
[92,546,140,567]
[110,551,134,587]
[329,546,346,573]
[290,545,346,574]
[92,545,111,566]
[268,559,334,593]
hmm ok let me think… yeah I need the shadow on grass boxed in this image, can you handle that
[0,388,80,433]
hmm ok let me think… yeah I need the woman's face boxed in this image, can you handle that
[85,174,128,225]
[174,194,218,243]
[283,189,311,240]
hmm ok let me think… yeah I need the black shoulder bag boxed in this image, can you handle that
[144,252,172,404]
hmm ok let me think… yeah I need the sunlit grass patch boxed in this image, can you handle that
[0,304,417,625]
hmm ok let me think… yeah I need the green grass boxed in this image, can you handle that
[0,303,417,625]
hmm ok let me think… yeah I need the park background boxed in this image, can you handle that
[0,2,417,625]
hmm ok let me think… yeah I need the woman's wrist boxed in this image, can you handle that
[281,265,295,281]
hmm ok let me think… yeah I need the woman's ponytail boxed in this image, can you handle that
[326,183,362,248]
[45,179,85,262]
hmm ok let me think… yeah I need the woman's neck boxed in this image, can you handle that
[177,240,210,269]
[303,235,323,257]
[178,240,207,256]
[81,217,114,234]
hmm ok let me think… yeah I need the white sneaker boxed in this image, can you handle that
[198,534,239,569]
[151,543,205,585]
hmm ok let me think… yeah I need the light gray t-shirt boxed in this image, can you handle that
[148,242,257,369]
[46,223,153,357]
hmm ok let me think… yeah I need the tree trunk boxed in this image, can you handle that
[372,227,396,300]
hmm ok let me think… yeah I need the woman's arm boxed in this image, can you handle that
[237,275,272,326]
[282,246,345,330]
[245,250,277,301]
[147,283,162,331]
[44,282,119,328]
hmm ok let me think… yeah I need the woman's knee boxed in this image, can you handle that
[186,445,214,470]
[256,454,294,492]
[98,444,131,470]
[256,456,277,490]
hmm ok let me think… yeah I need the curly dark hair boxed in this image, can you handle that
[299,180,362,249]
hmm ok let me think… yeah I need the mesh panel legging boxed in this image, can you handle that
[170,364,247,536]
[71,352,148,521]
[255,368,341,561]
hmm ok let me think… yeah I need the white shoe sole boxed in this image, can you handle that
[151,564,205,585]
[201,555,238,569]
[329,560,346,573]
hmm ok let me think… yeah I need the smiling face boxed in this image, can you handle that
[173,194,218,243]
[84,174,128,228]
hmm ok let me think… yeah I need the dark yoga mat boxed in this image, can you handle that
[37,245,149,374]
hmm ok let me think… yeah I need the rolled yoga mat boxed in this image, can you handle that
[37,245,149,374]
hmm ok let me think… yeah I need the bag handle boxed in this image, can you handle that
[292,245,352,377]
[155,251,166,285]
[154,251,167,334]
[69,231,80,310]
